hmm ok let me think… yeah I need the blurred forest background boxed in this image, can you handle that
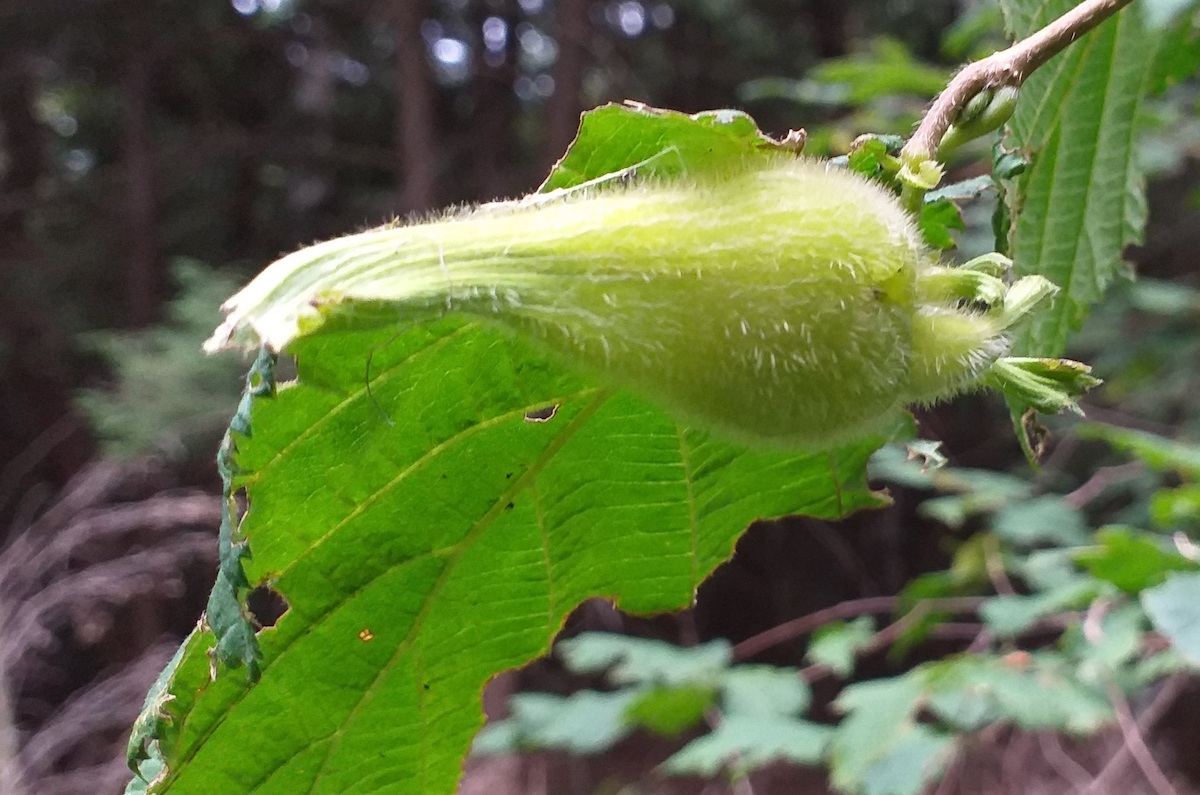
[3,0,1200,793]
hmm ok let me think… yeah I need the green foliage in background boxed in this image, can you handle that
[468,430,1200,795]
[77,261,248,457]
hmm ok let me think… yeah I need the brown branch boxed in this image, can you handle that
[1104,681,1179,795]
[731,595,987,661]
[1083,675,1188,795]
[903,0,1138,162]
[798,605,936,684]
[1062,461,1144,509]
[1036,730,1095,791]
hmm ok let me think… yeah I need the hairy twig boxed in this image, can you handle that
[903,0,1138,162]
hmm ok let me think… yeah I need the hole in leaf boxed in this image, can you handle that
[524,404,559,423]
[247,584,289,630]
[232,487,248,515]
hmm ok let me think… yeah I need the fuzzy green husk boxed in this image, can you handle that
[207,156,1079,448]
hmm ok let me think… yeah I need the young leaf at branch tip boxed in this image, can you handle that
[206,154,1092,450]
[939,85,1021,155]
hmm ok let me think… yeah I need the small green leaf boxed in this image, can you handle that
[808,37,950,103]
[719,665,811,717]
[556,633,732,686]
[918,198,965,250]
[830,674,927,791]
[854,726,954,795]
[474,690,641,755]
[806,617,876,677]
[1068,601,1146,674]
[627,685,716,737]
[662,714,833,778]
[980,578,1102,637]
[1143,572,1200,666]
[926,176,995,203]
[927,655,1112,734]
[847,137,897,180]
[991,495,1088,547]
[1077,526,1197,592]
[1076,423,1200,477]
[1151,485,1200,530]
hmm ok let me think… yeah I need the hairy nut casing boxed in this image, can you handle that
[209,157,1034,448]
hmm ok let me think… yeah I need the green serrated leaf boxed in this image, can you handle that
[999,0,1181,355]
[125,640,190,780]
[540,102,803,192]
[132,319,884,794]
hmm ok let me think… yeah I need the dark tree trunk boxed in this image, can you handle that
[471,0,519,200]
[393,0,438,214]
[286,20,337,240]
[121,34,160,328]
[0,47,93,512]
[806,0,849,57]
[0,49,43,255]
[543,0,591,171]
